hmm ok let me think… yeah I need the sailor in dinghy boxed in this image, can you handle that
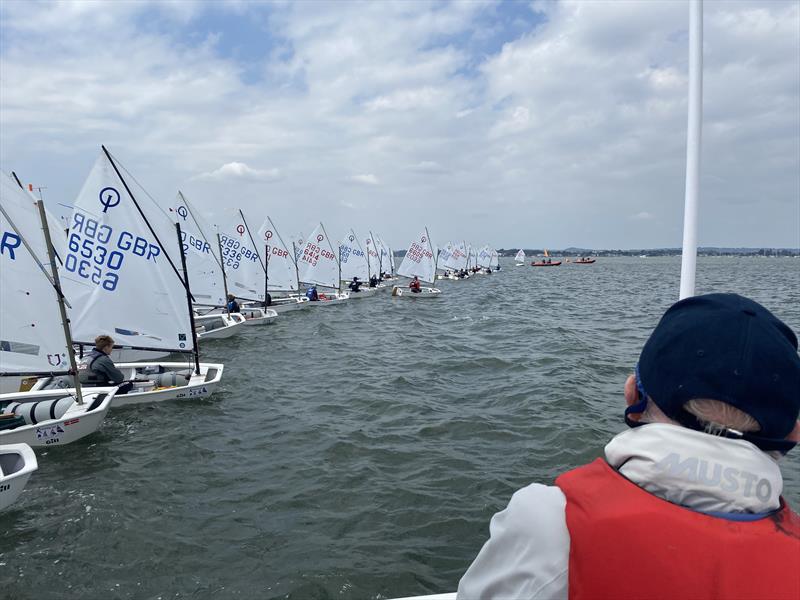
[391,228,442,298]
[29,148,224,408]
[253,216,309,313]
[297,222,350,305]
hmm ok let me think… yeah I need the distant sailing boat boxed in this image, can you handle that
[392,228,442,298]
[256,216,309,313]
[214,208,278,327]
[297,222,350,304]
[0,168,116,446]
[339,230,379,298]
[515,249,525,266]
[170,193,249,336]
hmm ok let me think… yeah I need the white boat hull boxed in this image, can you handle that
[239,307,279,326]
[346,286,382,298]
[194,313,245,340]
[391,286,442,298]
[0,388,115,447]
[306,292,350,306]
[0,443,38,512]
[31,362,224,408]
[268,297,310,313]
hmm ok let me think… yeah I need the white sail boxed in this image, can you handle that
[515,249,525,262]
[437,242,455,271]
[442,241,466,271]
[216,209,265,301]
[387,244,397,275]
[171,192,226,307]
[257,216,299,292]
[376,236,391,275]
[61,151,192,352]
[477,246,492,268]
[443,241,465,271]
[397,228,437,284]
[297,223,340,288]
[339,230,369,280]
[490,249,499,268]
[292,233,305,262]
[365,234,380,277]
[0,173,71,374]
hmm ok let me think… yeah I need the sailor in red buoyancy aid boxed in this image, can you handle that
[458,293,800,600]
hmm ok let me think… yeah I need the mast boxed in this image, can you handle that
[292,241,301,290]
[264,243,270,305]
[176,222,201,375]
[35,200,84,404]
[216,233,231,312]
[679,0,703,300]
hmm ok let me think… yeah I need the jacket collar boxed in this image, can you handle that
[605,423,783,514]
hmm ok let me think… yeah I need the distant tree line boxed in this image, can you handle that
[393,247,799,257]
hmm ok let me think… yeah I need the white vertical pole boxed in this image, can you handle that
[679,0,703,300]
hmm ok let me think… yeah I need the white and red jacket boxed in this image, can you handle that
[457,423,799,599]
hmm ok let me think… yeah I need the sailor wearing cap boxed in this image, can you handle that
[458,293,800,600]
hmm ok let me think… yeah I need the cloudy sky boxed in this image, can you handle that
[1,0,798,249]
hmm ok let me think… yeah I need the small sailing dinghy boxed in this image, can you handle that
[51,147,224,408]
[340,230,381,298]
[297,222,350,305]
[214,208,278,326]
[0,169,115,445]
[254,216,309,313]
[0,443,37,512]
[392,228,442,298]
[515,249,526,266]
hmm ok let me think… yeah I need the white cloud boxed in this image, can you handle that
[195,162,282,182]
[630,211,655,221]
[347,174,380,186]
[0,0,797,249]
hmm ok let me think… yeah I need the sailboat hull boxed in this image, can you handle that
[31,362,224,408]
[0,388,115,447]
[0,443,38,512]
[306,292,350,306]
[391,286,442,298]
[194,313,245,340]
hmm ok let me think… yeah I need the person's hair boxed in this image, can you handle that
[95,335,114,349]
[640,397,759,433]
[227,294,235,300]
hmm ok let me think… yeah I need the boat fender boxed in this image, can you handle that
[6,396,74,425]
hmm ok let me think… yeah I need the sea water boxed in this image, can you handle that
[1,256,798,599]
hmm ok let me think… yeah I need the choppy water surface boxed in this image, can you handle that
[2,257,799,599]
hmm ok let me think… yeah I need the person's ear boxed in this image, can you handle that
[624,374,638,407]
[786,420,800,443]
[624,374,644,422]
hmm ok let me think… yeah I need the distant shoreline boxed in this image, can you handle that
[394,248,800,258]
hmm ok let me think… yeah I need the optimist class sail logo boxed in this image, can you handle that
[99,187,121,213]
[236,224,245,236]
[263,230,273,241]
[176,206,188,220]
[317,234,324,243]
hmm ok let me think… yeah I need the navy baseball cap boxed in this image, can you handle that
[627,293,800,453]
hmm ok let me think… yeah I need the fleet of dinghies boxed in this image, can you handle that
[0,145,502,511]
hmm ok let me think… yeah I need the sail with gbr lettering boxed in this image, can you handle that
[216,210,265,302]
[61,150,192,352]
[257,216,299,292]
[170,192,225,307]
[397,228,436,284]
[0,174,71,374]
[297,222,340,289]
[339,230,369,280]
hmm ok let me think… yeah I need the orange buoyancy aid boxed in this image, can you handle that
[556,458,800,600]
